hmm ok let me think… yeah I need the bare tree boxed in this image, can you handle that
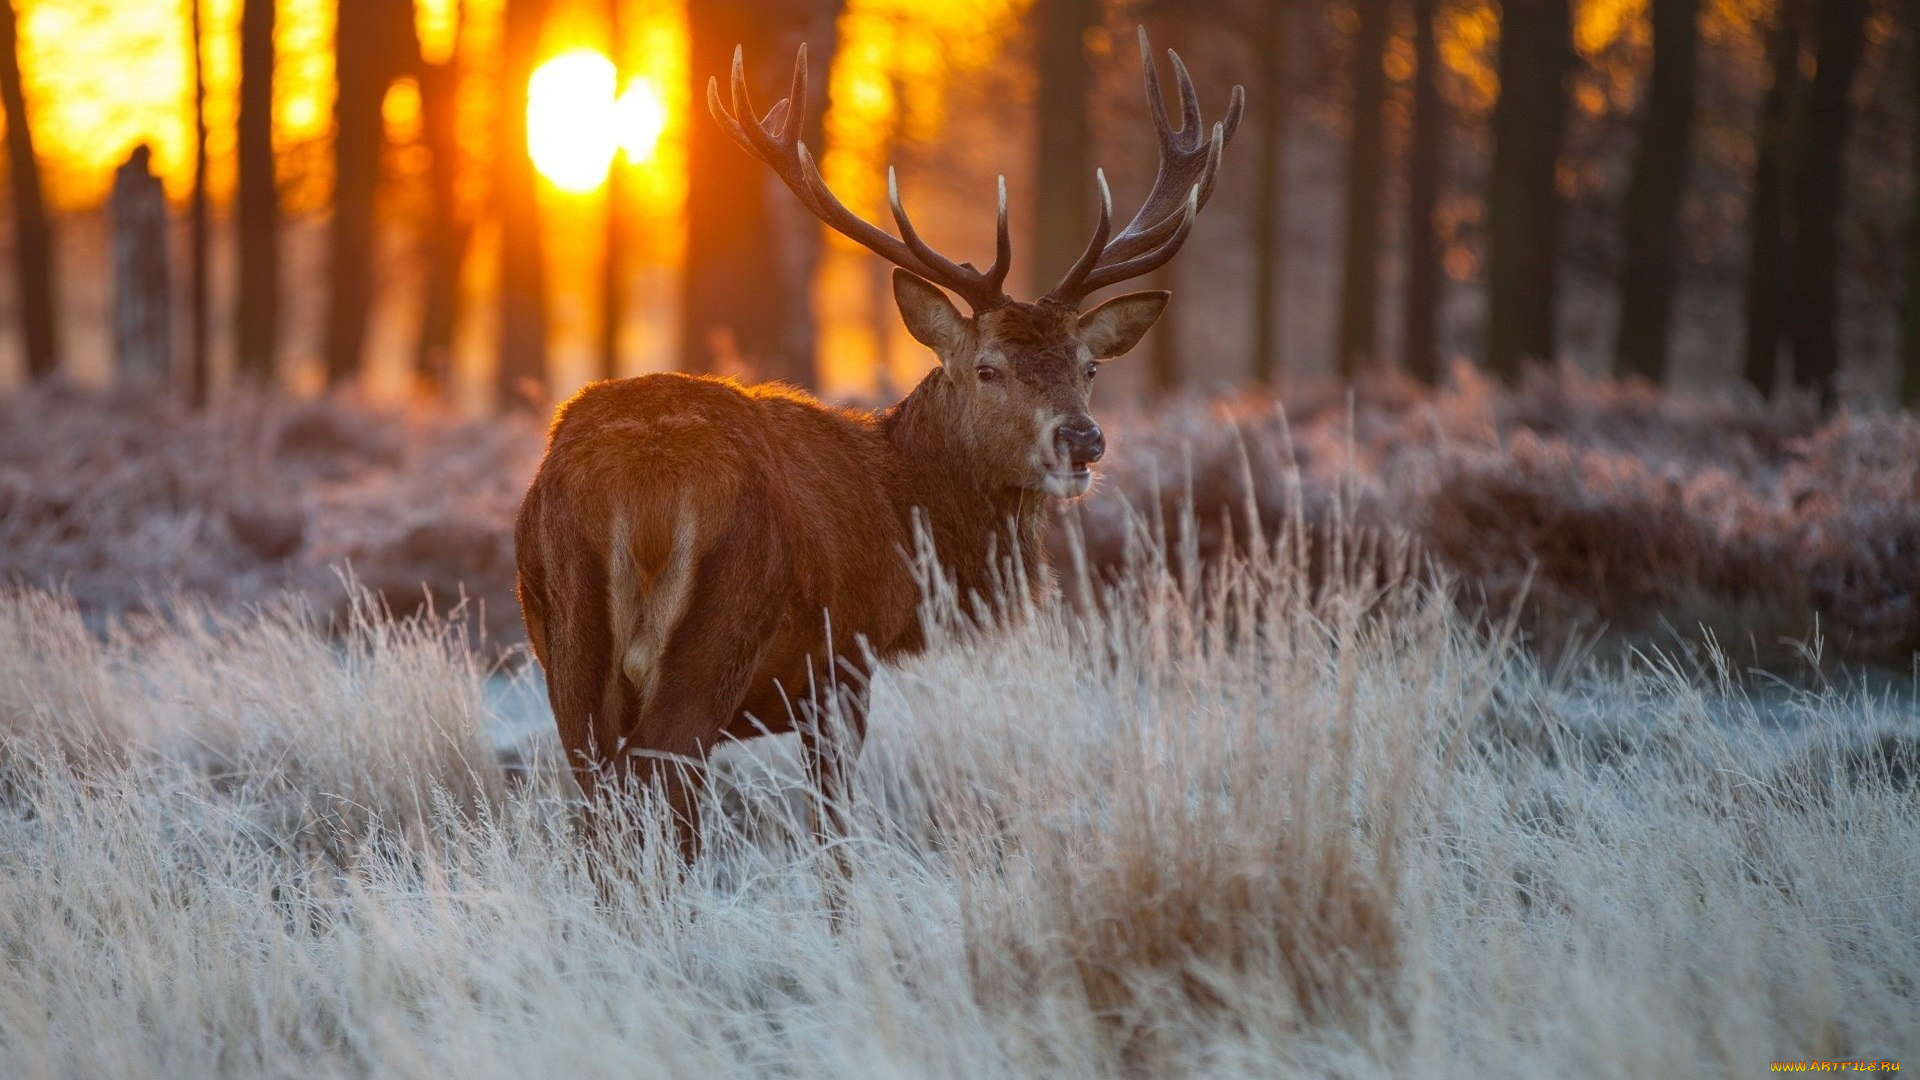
[1335,0,1390,379]
[683,1,796,381]
[1402,0,1443,385]
[1249,0,1291,387]
[1787,0,1867,405]
[0,0,56,381]
[325,0,414,388]
[236,0,278,384]
[1614,0,1699,384]
[1032,0,1099,295]
[1484,0,1572,382]
[189,0,210,403]
[1906,0,1920,408]
[416,2,467,395]
[600,0,627,382]
[496,0,550,407]
[1742,0,1805,398]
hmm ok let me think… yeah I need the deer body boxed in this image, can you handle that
[516,367,1048,798]
[515,30,1241,857]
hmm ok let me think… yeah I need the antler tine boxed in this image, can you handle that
[986,175,1011,295]
[1167,46,1203,146]
[887,168,974,284]
[1077,184,1199,296]
[1039,171,1114,305]
[729,46,759,137]
[710,44,1011,312]
[782,43,807,144]
[1138,27,1174,144]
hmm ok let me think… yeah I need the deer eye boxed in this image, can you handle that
[976,365,1001,383]
[1085,364,1098,381]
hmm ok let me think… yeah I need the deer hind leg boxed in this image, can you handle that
[608,491,788,864]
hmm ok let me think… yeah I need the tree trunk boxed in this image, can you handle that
[189,0,210,404]
[1905,0,1920,408]
[1484,0,1572,382]
[416,3,466,395]
[766,3,838,391]
[236,0,278,385]
[681,0,800,380]
[325,0,411,389]
[600,0,626,383]
[1335,0,1390,379]
[0,0,56,382]
[1787,0,1866,405]
[1403,0,1443,385]
[496,0,550,407]
[1250,0,1289,387]
[1743,0,1805,398]
[1614,0,1699,384]
[1031,0,1098,296]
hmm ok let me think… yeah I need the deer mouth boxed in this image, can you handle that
[1041,464,1093,498]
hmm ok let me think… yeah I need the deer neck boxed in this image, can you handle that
[881,369,1052,595]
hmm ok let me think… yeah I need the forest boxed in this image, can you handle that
[0,1,1916,1076]
[0,0,1917,407]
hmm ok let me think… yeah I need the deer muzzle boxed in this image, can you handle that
[1056,420,1105,467]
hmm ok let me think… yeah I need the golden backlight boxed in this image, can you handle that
[527,49,667,193]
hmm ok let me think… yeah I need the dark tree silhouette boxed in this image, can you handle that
[682,0,804,382]
[325,0,414,388]
[0,0,56,381]
[189,0,210,404]
[236,0,278,384]
[1742,0,1805,398]
[1787,0,1866,405]
[1484,0,1572,382]
[1402,0,1444,385]
[1249,0,1291,387]
[1031,0,1099,295]
[1335,0,1389,379]
[1906,0,1920,408]
[769,1,839,391]
[1615,0,1699,384]
[416,3,467,395]
[601,0,627,382]
[497,0,550,406]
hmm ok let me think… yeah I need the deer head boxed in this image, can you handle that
[710,30,1244,497]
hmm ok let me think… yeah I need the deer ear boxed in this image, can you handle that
[1078,291,1169,359]
[893,269,969,357]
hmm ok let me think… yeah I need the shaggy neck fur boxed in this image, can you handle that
[879,367,1052,602]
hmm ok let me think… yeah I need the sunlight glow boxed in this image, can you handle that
[527,50,617,192]
[526,49,668,193]
[614,77,668,164]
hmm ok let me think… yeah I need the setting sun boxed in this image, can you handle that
[527,49,669,193]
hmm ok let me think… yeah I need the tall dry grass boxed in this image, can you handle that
[0,506,1913,1077]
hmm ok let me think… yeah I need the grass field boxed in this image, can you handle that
[1,501,1915,1076]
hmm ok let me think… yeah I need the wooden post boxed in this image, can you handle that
[111,146,173,391]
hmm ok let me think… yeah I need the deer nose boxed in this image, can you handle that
[1056,420,1105,465]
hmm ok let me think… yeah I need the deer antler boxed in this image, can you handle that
[708,44,1013,313]
[1041,28,1246,308]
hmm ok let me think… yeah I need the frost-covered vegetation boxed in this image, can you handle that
[1,376,1916,1075]
[5,370,1918,666]
[0,508,1914,1076]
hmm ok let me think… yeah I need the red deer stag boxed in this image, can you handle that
[515,29,1242,858]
